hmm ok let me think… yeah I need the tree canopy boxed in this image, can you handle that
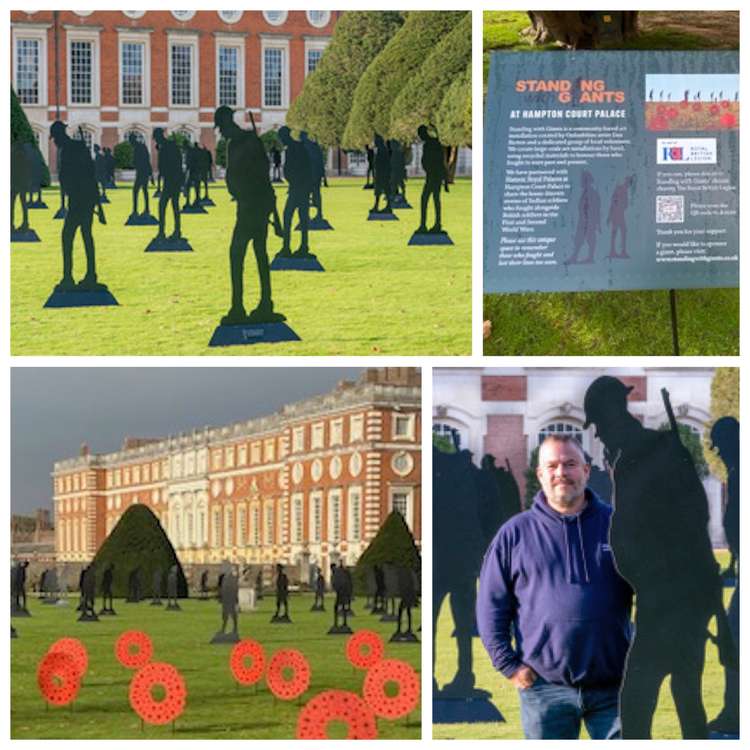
[434,62,472,147]
[389,12,471,144]
[286,11,404,148]
[342,11,467,149]
[11,88,50,183]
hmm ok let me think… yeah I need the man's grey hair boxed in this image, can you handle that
[539,434,586,461]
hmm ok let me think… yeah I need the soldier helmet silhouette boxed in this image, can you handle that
[153,127,166,141]
[278,126,292,145]
[583,376,634,428]
[710,416,739,457]
[50,121,67,142]
[128,132,138,145]
[213,105,234,130]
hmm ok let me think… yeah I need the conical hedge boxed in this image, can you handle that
[11,87,50,184]
[91,504,188,598]
[354,510,421,593]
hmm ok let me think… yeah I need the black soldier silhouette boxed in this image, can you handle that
[100,563,116,615]
[209,107,300,346]
[93,144,110,203]
[389,140,410,209]
[372,564,386,614]
[54,145,67,219]
[126,567,142,602]
[329,563,353,634]
[410,125,453,244]
[300,132,332,230]
[25,142,47,208]
[607,175,635,260]
[566,170,601,264]
[11,561,31,616]
[199,146,214,205]
[126,132,157,225]
[200,569,209,600]
[45,121,117,307]
[272,126,324,271]
[104,147,117,188]
[380,563,399,622]
[391,565,419,642]
[151,568,163,605]
[271,144,283,183]
[153,139,163,198]
[78,563,98,621]
[583,376,736,739]
[364,144,375,189]
[211,566,240,643]
[255,570,264,600]
[11,141,40,241]
[271,563,291,623]
[369,134,395,219]
[146,128,191,251]
[707,416,739,737]
[311,566,325,611]
[433,441,514,723]
[76,566,87,611]
[166,564,181,610]
[181,142,206,213]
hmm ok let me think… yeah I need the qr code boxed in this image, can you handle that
[656,195,684,224]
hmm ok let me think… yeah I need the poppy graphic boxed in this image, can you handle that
[129,662,187,725]
[38,651,80,706]
[229,639,266,686]
[720,113,737,128]
[648,116,669,131]
[666,107,679,120]
[345,630,384,670]
[115,630,154,670]
[692,102,703,112]
[48,637,88,681]
[710,104,720,115]
[296,690,378,739]
[266,649,311,701]
[362,658,420,720]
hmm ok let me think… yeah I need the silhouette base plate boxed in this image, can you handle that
[710,731,740,740]
[270,253,324,272]
[181,203,207,214]
[392,196,412,210]
[98,608,117,616]
[270,614,292,624]
[53,207,67,220]
[210,631,240,644]
[99,195,110,204]
[11,229,41,242]
[409,230,454,246]
[368,210,398,221]
[44,287,119,308]
[327,624,353,635]
[310,604,325,612]
[28,201,48,209]
[379,613,399,623]
[11,608,31,618]
[209,321,300,347]
[145,237,193,252]
[150,599,163,606]
[77,612,100,622]
[390,631,419,643]
[166,603,182,611]
[126,212,159,226]
[198,198,215,207]
[433,690,504,725]
[296,217,334,231]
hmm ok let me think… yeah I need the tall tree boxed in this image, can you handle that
[342,11,467,149]
[286,11,404,148]
[703,367,739,481]
[434,63,472,148]
[389,12,471,144]
[11,88,49,183]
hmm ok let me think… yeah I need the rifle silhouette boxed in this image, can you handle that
[248,110,283,237]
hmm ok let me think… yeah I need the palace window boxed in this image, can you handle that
[265,503,274,545]
[311,422,324,449]
[170,42,194,106]
[393,413,415,440]
[15,38,41,104]
[306,48,323,76]
[293,426,305,452]
[328,489,342,543]
[70,40,94,105]
[263,46,285,107]
[350,414,364,442]
[390,487,414,530]
[330,418,343,447]
[218,44,240,107]
[252,505,261,546]
[263,11,288,26]
[310,492,322,542]
[348,487,361,542]
[120,41,145,105]
[306,11,331,28]
[291,494,303,544]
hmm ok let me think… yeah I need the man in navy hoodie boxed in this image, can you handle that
[477,434,632,739]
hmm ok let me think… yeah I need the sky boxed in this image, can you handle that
[11,367,364,515]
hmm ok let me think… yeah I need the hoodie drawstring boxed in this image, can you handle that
[577,515,590,583]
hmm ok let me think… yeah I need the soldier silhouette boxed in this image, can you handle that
[393,565,418,641]
[127,566,142,602]
[219,567,239,637]
[79,562,98,620]
[93,144,109,202]
[364,144,375,188]
[582,376,735,739]
[331,562,353,632]
[567,170,601,264]
[200,569,209,600]
[389,140,408,206]
[271,144,283,182]
[104,147,117,188]
[54,145,67,219]
[152,128,184,242]
[417,125,448,232]
[100,563,115,614]
[300,131,326,222]
[151,567,163,604]
[707,416,739,736]
[607,175,635,259]
[373,564,386,613]
[11,141,32,235]
[199,145,212,202]
[213,106,286,326]
[274,563,290,620]
[371,134,392,213]
[129,132,152,218]
[25,142,46,207]
[277,126,313,257]
[183,142,202,208]
[12,561,30,613]
[167,564,180,609]
[312,566,325,611]
[50,121,108,292]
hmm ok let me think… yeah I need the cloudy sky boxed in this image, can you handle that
[11,367,364,515]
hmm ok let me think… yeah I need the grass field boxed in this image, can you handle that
[433,549,732,739]
[11,591,421,739]
[11,177,471,356]
[483,11,739,356]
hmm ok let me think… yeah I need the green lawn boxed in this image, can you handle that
[11,592,421,739]
[11,177,470,355]
[483,11,739,356]
[434,549,732,739]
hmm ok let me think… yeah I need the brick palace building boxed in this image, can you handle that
[52,368,421,582]
[10,10,338,169]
